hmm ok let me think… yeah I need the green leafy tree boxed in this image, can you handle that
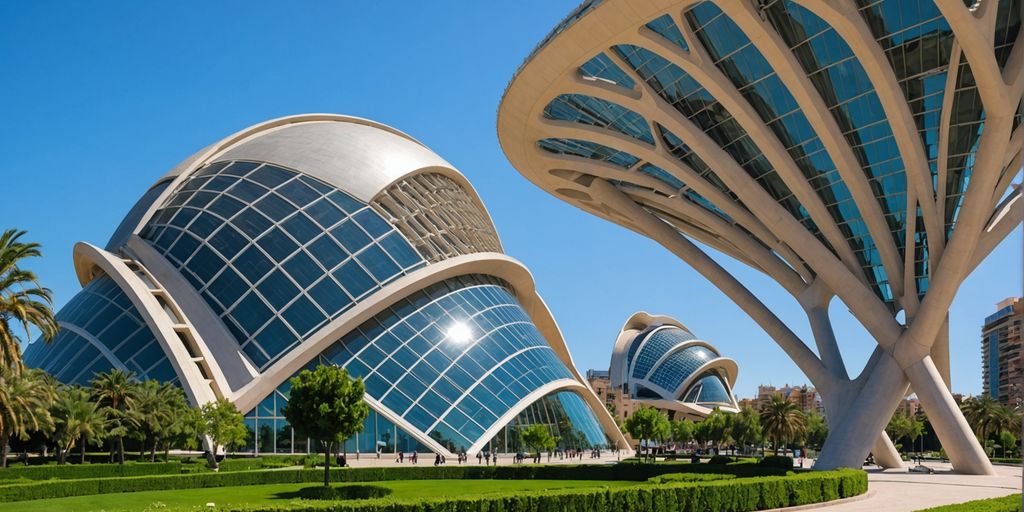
[670,418,694,449]
[201,398,247,470]
[886,411,915,453]
[0,368,55,467]
[693,417,712,449]
[623,406,668,462]
[520,424,553,463]
[730,406,762,455]
[759,395,805,456]
[803,411,828,452]
[0,229,58,372]
[90,369,138,464]
[168,405,205,459]
[281,366,368,485]
[999,430,1017,458]
[51,385,105,465]
[703,409,732,453]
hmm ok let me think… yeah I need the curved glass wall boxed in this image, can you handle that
[630,327,700,379]
[647,344,718,392]
[246,274,579,453]
[140,160,425,369]
[682,372,733,405]
[686,1,894,304]
[543,94,655,144]
[486,390,608,452]
[23,275,176,385]
[578,53,636,89]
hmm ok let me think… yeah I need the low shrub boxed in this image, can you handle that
[916,494,1022,511]
[708,455,733,464]
[219,458,264,472]
[759,455,794,469]
[0,461,181,481]
[646,473,735,484]
[293,485,392,501]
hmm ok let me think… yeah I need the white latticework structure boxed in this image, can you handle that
[499,0,1022,473]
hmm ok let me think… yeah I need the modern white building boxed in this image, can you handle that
[25,114,628,456]
[498,0,1022,473]
[608,312,738,420]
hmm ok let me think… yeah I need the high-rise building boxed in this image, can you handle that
[23,114,627,456]
[497,0,1021,474]
[982,297,1024,406]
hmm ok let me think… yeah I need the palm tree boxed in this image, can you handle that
[134,380,182,461]
[759,395,805,456]
[962,395,1001,442]
[0,229,59,371]
[51,386,106,465]
[90,369,138,464]
[0,367,55,467]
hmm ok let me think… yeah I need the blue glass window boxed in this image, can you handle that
[23,275,178,386]
[247,275,584,453]
[141,160,425,369]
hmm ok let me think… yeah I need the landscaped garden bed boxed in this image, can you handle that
[0,461,866,511]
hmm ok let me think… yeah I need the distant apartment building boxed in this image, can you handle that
[982,298,1024,406]
[752,384,824,416]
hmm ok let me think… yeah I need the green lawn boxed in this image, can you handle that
[1,479,641,512]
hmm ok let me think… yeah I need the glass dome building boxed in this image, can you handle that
[24,114,628,456]
[610,312,738,420]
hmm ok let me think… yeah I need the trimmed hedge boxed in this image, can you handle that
[0,462,789,502]
[295,485,392,501]
[219,458,265,472]
[218,469,867,512]
[916,494,1022,511]
[0,461,181,481]
[989,457,1022,465]
[759,456,794,469]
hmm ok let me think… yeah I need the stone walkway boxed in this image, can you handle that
[806,462,1022,511]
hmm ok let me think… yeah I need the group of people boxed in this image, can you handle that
[395,451,418,464]
[475,451,499,465]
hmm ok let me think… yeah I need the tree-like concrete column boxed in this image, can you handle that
[497,0,1023,475]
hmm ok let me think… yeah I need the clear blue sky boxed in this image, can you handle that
[2,1,1020,399]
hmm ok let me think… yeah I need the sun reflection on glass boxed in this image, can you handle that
[446,322,473,343]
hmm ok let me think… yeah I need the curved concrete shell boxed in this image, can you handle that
[610,312,738,419]
[25,114,628,456]
[498,0,1022,473]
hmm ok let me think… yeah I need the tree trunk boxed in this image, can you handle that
[80,436,87,464]
[1,433,9,468]
[323,441,331,487]
[150,438,157,463]
[117,437,125,465]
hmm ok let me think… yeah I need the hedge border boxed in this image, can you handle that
[0,461,181,481]
[915,494,1022,512]
[0,463,791,502]
[223,469,868,512]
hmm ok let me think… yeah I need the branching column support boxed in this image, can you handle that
[589,178,906,467]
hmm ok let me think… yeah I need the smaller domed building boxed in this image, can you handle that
[589,312,738,422]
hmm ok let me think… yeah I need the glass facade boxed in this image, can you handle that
[23,275,176,386]
[618,325,734,407]
[688,1,894,304]
[527,0,1015,309]
[243,274,597,453]
[140,160,425,370]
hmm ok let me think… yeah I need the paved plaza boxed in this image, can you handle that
[809,463,1022,511]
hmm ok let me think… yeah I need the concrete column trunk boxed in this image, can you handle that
[815,355,908,470]
[902,356,994,475]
